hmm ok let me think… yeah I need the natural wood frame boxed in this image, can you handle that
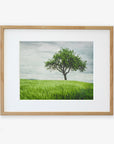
[0,26,113,115]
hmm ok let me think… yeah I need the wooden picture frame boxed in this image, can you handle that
[0,26,113,115]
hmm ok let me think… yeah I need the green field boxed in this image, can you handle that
[20,79,93,100]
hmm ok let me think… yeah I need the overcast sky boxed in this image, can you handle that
[20,41,93,83]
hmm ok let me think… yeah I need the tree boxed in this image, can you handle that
[45,48,87,80]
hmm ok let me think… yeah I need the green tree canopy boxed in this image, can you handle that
[45,48,87,80]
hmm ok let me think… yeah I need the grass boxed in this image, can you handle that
[20,79,93,100]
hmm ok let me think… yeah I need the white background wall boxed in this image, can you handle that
[0,0,114,144]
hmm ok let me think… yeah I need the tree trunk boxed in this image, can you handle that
[63,73,67,80]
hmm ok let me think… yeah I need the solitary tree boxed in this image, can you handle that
[45,48,87,80]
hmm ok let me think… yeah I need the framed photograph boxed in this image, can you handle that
[0,26,113,115]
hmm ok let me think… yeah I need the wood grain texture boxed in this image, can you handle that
[1,112,113,115]
[1,26,4,115]
[1,25,113,30]
[110,27,113,115]
[0,26,113,115]
[0,26,1,114]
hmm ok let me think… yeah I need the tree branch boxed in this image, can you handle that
[65,67,71,74]
[56,67,63,73]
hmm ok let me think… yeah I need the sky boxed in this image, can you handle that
[20,41,93,83]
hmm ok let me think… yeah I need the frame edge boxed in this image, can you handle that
[110,26,113,114]
[1,111,113,115]
[1,25,113,30]
[0,26,4,115]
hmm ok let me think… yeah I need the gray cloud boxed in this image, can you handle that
[20,41,93,83]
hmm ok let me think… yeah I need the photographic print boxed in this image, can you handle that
[20,41,93,100]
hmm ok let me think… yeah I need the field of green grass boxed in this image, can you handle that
[20,79,93,100]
